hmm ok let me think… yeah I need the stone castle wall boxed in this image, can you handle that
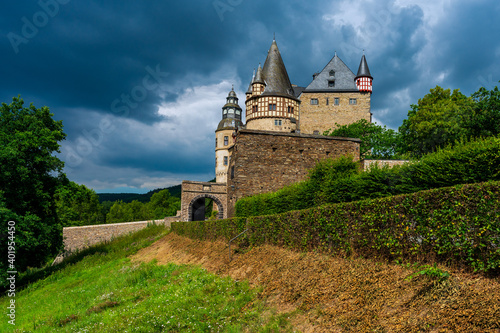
[299,91,371,134]
[63,218,178,253]
[226,129,361,217]
[180,181,227,221]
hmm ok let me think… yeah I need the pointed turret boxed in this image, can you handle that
[261,39,295,97]
[355,54,373,93]
[244,38,300,133]
[254,64,265,85]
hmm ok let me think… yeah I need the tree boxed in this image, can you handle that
[147,189,180,219]
[55,181,104,226]
[398,86,474,157]
[0,96,66,279]
[466,84,500,138]
[324,119,402,159]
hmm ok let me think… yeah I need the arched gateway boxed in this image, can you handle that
[180,181,227,222]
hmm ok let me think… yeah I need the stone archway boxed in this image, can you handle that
[180,181,227,222]
[187,194,224,221]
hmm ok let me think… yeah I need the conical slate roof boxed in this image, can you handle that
[254,64,265,84]
[304,53,358,92]
[261,40,295,98]
[356,54,372,79]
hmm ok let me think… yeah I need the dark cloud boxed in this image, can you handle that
[2,0,500,192]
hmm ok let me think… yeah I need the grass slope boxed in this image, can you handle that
[1,225,291,332]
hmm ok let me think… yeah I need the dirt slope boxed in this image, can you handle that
[132,233,500,332]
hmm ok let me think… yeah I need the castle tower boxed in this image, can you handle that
[215,87,243,183]
[245,39,301,132]
[298,52,373,134]
[355,54,373,93]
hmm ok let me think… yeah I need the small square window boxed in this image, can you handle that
[224,136,229,145]
[269,103,276,111]
[349,98,357,105]
[328,80,335,87]
[311,98,318,105]
[334,98,339,105]
[223,156,228,166]
[274,119,282,126]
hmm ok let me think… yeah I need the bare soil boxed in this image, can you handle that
[131,233,500,332]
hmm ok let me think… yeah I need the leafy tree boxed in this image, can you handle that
[324,119,402,159]
[399,86,474,157]
[0,96,66,278]
[55,181,104,226]
[466,84,500,138]
[147,189,180,219]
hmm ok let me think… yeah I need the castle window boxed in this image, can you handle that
[310,98,318,105]
[224,136,229,146]
[326,98,329,105]
[329,70,335,76]
[269,103,276,111]
[215,138,218,147]
[231,166,235,179]
[288,106,294,113]
[274,119,282,126]
[334,98,339,105]
[224,156,228,166]
[349,98,357,105]
[328,80,335,87]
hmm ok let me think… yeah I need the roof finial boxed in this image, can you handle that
[273,32,275,41]
[335,50,337,57]
[363,49,365,55]
[232,84,234,91]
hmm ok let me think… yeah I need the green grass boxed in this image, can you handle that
[1,225,293,332]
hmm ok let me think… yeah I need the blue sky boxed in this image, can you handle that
[2,0,499,193]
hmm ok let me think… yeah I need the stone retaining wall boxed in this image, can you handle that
[63,217,178,253]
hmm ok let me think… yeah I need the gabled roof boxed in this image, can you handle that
[356,54,372,79]
[261,40,296,98]
[303,53,358,92]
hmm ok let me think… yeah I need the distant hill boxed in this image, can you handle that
[98,184,182,203]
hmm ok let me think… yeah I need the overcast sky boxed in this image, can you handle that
[2,0,499,193]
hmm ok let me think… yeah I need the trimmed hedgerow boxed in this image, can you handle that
[172,181,500,273]
[235,136,500,217]
[171,217,247,242]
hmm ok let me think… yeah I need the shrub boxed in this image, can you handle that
[235,136,500,217]
[173,181,500,274]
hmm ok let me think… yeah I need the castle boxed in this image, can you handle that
[181,39,372,221]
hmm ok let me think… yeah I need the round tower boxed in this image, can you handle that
[355,53,373,93]
[215,87,243,183]
[245,39,300,132]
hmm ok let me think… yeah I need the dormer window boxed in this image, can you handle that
[328,80,335,87]
[329,70,335,76]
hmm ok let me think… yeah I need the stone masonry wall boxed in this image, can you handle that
[63,219,176,253]
[226,129,361,217]
[299,91,371,134]
[180,181,227,221]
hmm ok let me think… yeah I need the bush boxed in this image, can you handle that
[173,181,500,274]
[236,136,500,217]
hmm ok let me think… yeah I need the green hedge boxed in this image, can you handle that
[173,181,500,273]
[171,217,247,242]
[236,136,500,217]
